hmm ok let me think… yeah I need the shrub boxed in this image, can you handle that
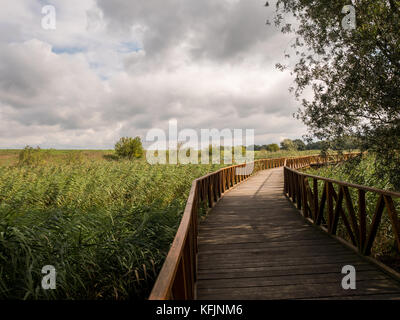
[293,139,306,151]
[65,151,84,164]
[18,146,46,166]
[280,139,296,150]
[115,137,144,159]
[266,143,280,152]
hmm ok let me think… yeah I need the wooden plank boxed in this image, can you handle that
[198,226,334,237]
[197,279,400,300]
[197,270,389,289]
[198,254,364,271]
[197,262,375,280]
[313,293,400,300]
[197,245,350,263]
[199,221,311,231]
[198,233,344,245]
[198,238,341,252]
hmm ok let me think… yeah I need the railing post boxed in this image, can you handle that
[327,182,334,232]
[297,173,302,210]
[302,176,308,217]
[171,257,187,300]
[358,190,366,250]
[313,178,319,222]
[284,167,287,194]
[207,177,214,208]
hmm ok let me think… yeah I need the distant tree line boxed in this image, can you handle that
[252,135,359,152]
[113,135,359,161]
[252,139,309,152]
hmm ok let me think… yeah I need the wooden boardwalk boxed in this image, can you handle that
[196,168,400,300]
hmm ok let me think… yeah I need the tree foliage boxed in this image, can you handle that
[115,137,144,159]
[266,143,280,152]
[293,139,306,151]
[273,0,400,188]
[18,146,47,166]
[280,138,296,150]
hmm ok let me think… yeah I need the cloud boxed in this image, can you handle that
[0,0,307,149]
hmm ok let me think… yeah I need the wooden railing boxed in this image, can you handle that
[148,157,286,300]
[284,154,400,256]
[148,152,393,300]
[285,153,359,169]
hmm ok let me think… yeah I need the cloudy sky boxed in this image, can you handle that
[0,0,308,149]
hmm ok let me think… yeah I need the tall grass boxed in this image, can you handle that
[0,160,223,299]
[254,149,322,160]
[306,154,397,191]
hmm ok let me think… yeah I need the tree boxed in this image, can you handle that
[115,137,144,159]
[273,0,400,188]
[18,145,46,166]
[306,140,327,150]
[293,139,306,151]
[331,135,360,151]
[266,143,280,152]
[280,139,296,150]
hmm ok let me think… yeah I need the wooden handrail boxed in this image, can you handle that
[284,153,400,257]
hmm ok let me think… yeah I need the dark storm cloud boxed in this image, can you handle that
[96,0,277,62]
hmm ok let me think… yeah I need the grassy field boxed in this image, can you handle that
[0,149,323,167]
[0,150,229,299]
[305,154,396,191]
[305,155,400,271]
[0,149,115,167]
[253,149,322,160]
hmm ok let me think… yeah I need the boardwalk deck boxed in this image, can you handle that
[196,168,400,300]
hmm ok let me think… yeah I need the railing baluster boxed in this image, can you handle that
[383,195,400,252]
[327,182,334,232]
[343,186,360,249]
[358,190,367,251]
[317,182,327,226]
[302,177,308,217]
[364,195,385,255]
[331,186,343,235]
[313,178,319,222]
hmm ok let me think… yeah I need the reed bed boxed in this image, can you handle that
[0,160,223,299]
